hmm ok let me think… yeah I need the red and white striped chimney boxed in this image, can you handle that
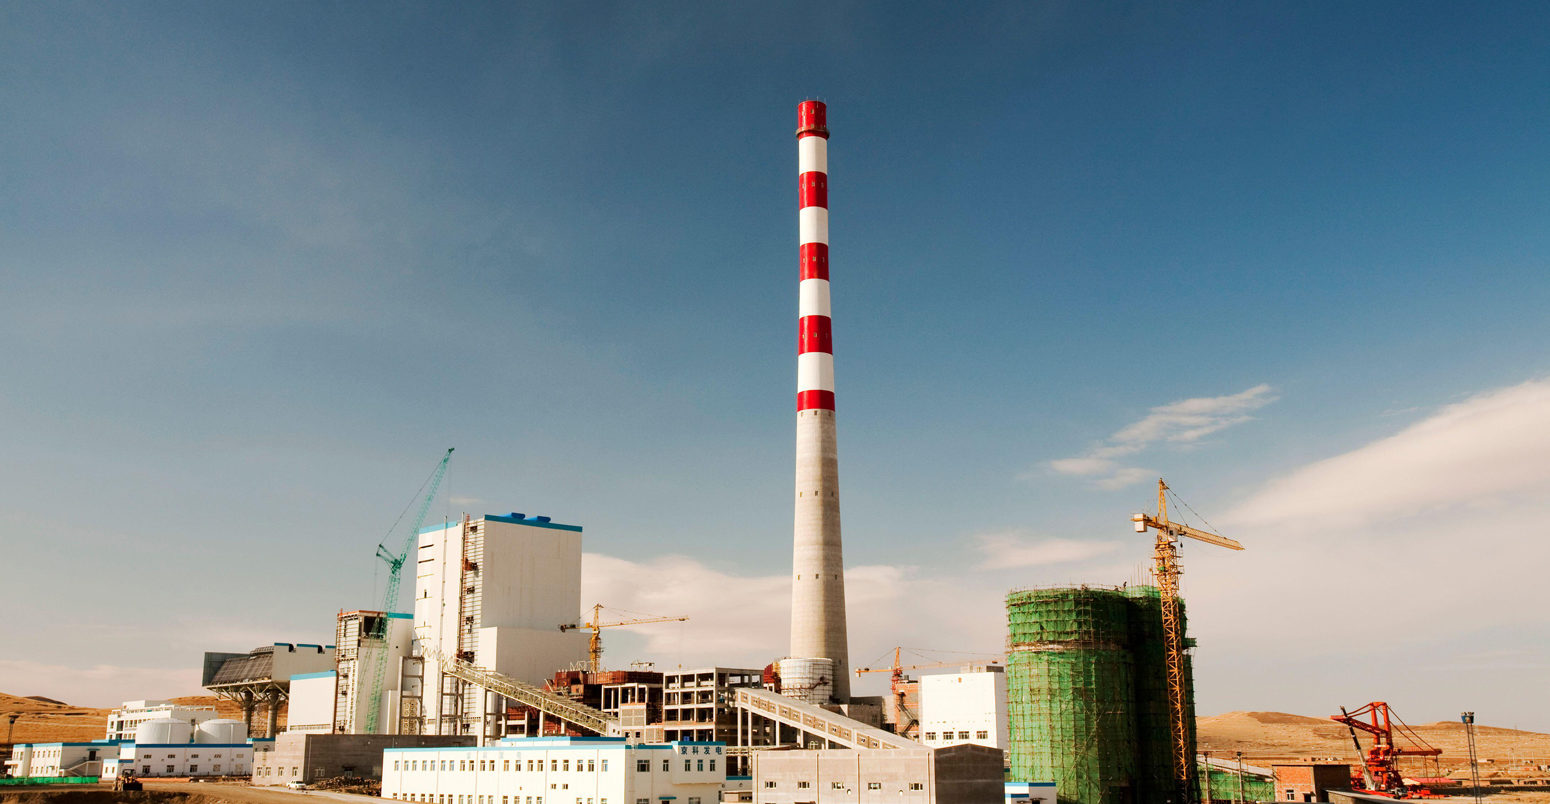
[790,99,850,702]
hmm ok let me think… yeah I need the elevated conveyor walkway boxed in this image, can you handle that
[733,687,921,751]
[433,651,617,736]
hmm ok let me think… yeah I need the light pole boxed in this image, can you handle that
[1235,751,1246,804]
[1462,712,1481,804]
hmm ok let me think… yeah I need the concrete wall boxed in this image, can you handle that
[287,672,336,734]
[920,669,1007,751]
[1273,764,1352,802]
[752,745,1003,804]
[253,733,475,785]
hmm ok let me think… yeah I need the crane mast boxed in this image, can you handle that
[363,447,453,734]
[1131,478,1244,802]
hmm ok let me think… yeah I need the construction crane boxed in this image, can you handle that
[855,647,1003,738]
[1331,702,1443,799]
[1131,478,1244,802]
[363,447,454,734]
[559,603,687,674]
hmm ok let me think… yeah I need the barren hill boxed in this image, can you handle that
[1199,710,1550,773]
[0,693,283,745]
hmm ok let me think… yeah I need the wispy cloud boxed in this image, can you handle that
[1046,384,1277,488]
[975,531,1121,569]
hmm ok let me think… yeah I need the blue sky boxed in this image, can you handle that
[4,3,1549,730]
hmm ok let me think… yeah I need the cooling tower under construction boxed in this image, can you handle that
[1005,585,1197,804]
[789,99,850,703]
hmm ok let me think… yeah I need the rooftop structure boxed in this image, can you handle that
[105,700,217,742]
[920,666,1007,751]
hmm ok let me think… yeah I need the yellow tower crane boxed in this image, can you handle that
[1131,478,1244,802]
[560,603,688,674]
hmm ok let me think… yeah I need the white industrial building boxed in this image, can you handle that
[381,736,726,804]
[412,513,589,738]
[919,666,1007,751]
[284,609,418,734]
[105,700,218,741]
[4,742,116,779]
[750,744,1005,804]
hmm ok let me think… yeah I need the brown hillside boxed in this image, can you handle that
[0,694,285,745]
[1199,710,1550,775]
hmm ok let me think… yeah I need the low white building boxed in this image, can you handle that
[3,742,117,778]
[382,736,726,804]
[102,741,254,778]
[105,700,218,741]
[919,666,1007,751]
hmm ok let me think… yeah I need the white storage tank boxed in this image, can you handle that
[135,718,192,745]
[195,719,247,744]
[776,656,834,705]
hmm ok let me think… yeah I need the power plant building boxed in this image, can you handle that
[412,514,589,738]
[380,736,728,803]
[919,666,1007,751]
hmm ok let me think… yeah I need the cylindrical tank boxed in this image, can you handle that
[196,719,248,744]
[1006,587,1136,804]
[135,718,192,745]
[776,656,834,705]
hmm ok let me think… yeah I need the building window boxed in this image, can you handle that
[636,760,649,772]
[696,759,703,771]
[684,760,691,771]
[563,759,570,772]
[662,760,668,772]
[958,731,970,740]
[504,760,510,771]
[587,759,594,772]
[867,782,881,790]
[166,766,175,774]
[552,760,559,771]
[529,760,536,771]
[925,732,936,740]
[213,765,220,773]
[688,799,700,804]
[797,782,811,789]
[395,761,401,771]
[909,783,924,790]
[600,759,607,772]
[763,782,776,789]
[831,782,844,789]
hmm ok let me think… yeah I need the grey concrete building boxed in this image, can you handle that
[252,732,473,785]
[751,744,1004,804]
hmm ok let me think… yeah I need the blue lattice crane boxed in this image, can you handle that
[364,447,453,734]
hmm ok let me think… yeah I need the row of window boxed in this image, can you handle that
[392,757,716,775]
[923,730,988,740]
[765,781,924,791]
[389,797,705,804]
[256,766,301,777]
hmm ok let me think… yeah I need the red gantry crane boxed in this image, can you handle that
[1132,479,1245,803]
[1331,702,1443,799]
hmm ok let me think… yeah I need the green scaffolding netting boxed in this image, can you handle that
[1006,586,1198,804]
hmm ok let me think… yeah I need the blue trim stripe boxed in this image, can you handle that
[482,514,582,532]
[387,612,413,619]
[291,671,336,680]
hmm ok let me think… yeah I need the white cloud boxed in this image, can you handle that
[1048,384,1276,488]
[1182,378,1550,728]
[975,532,1121,569]
[1223,379,1550,528]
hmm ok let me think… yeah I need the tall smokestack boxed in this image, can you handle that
[790,99,850,702]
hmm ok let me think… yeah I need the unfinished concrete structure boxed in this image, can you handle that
[333,609,414,733]
[791,98,851,704]
[751,743,1004,804]
[662,667,762,744]
[1273,763,1353,803]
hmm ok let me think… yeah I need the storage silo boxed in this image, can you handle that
[195,719,248,744]
[135,718,192,745]
[1005,587,1137,804]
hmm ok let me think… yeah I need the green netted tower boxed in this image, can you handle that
[1006,585,1198,804]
